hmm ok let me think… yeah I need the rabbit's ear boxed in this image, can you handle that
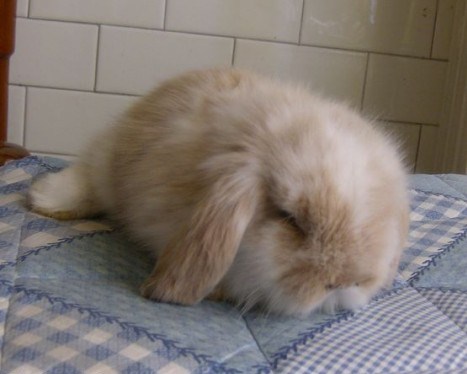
[141,165,258,305]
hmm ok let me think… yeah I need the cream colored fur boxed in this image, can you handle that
[28,69,409,316]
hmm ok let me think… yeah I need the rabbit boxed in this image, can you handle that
[28,68,409,317]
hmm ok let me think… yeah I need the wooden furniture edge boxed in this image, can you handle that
[0,0,29,165]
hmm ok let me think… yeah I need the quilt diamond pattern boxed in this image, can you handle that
[2,289,200,374]
[0,156,465,373]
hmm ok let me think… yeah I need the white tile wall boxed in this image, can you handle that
[7,0,457,172]
[16,0,29,17]
[25,88,136,155]
[7,86,26,145]
[432,0,457,60]
[29,0,165,29]
[96,26,234,95]
[380,122,421,172]
[10,19,98,91]
[416,126,439,173]
[363,54,447,124]
[302,0,437,57]
[166,0,303,42]
[234,40,367,107]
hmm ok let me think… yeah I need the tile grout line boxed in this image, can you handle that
[385,119,440,128]
[385,120,437,128]
[298,0,306,45]
[10,84,140,99]
[32,151,77,159]
[231,38,237,66]
[163,0,168,30]
[9,82,442,129]
[360,53,370,112]
[13,16,450,63]
[21,87,28,147]
[430,0,440,58]
[93,25,101,92]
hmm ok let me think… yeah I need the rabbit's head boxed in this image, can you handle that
[214,110,409,316]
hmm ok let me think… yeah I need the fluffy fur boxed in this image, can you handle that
[28,69,409,316]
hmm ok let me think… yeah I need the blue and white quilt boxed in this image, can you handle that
[0,156,466,373]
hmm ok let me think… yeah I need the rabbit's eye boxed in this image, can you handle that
[278,209,300,228]
[278,209,306,237]
[277,209,292,220]
[325,284,340,290]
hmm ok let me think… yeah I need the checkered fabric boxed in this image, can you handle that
[400,190,467,283]
[0,156,466,374]
[417,288,467,333]
[275,288,467,374]
[3,288,200,374]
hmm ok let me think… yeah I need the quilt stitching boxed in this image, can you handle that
[0,279,242,374]
[1,157,466,374]
[267,287,406,370]
[400,190,467,282]
[266,189,467,373]
[0,231,114,272]
[271,287,467,374]
[241,317,274,373]
[413,188,467,203]
[407,227,467,285]
[5,156,61,174]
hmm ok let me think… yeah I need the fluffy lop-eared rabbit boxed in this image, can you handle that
[29,69,409,316]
